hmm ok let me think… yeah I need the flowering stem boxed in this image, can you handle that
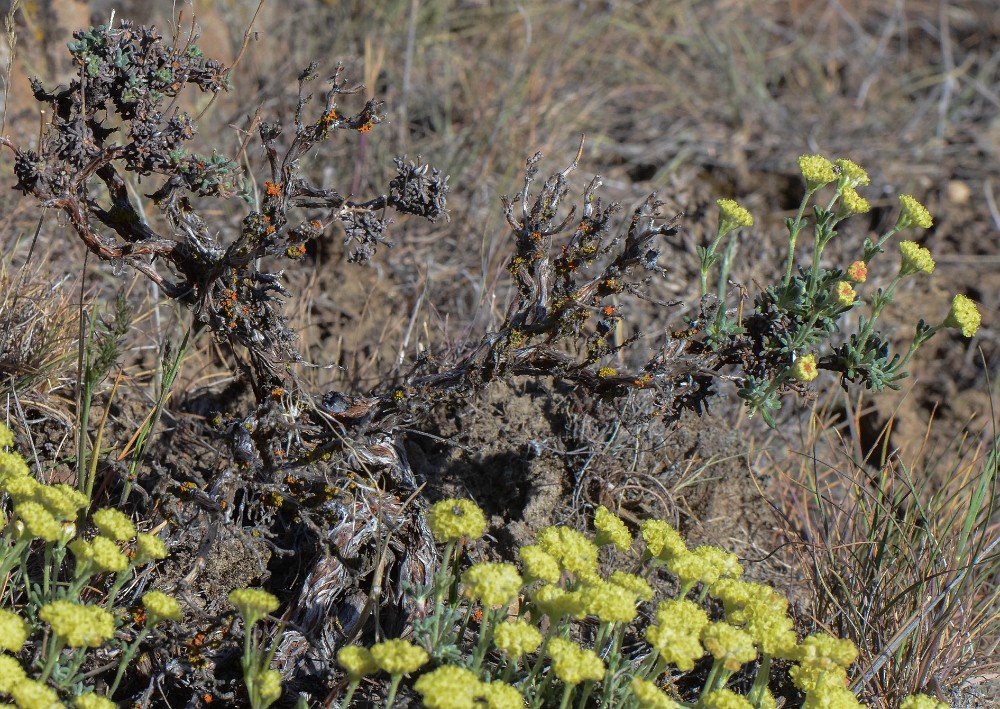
[716,236,738,302]
[783,190,815,288]
[56,647,88,689]
[110,626,152,696]
[340,679,360,708]
[699,228,727,297]
[747,653,772,706]
[558,683,575,709]
[38,635,67,683]
[575,679,596,709]
[384,674,403,709]
[700,659,725,698]
[471,606,504,672]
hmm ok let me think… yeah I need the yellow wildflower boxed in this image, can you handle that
[75,694,117,709]
[798,155,837,190]
[134,533,168,563]
[337,645,379,679]
[609,571,653,601]
[3,473,38,502]
[835,158,870,187]
[900,695,949,709]
[93,507,136,541]
[897,195,933,230]
[427,498,487,542]
[640,519,687,561]
[39,600,115,648]
[0,608,28,652]
[594,505,632,551]
[631,678,681,708]
[0,654,26,693]
[790,663,848,694]
[414,665,483,709]
[461,562,523,608]
[791,353,819,383]
[255,669,282,706]
[899,240,935,276]
[536,526,598,576]
[229,587,279,627]
[834,281,857,307]
[702,622,757,671]
[644,599,709,671]
[16,501,61,542]
[142,591,182,624]
[35,484,88,521]
[91,536,128,572]
[668,545,739,589]
[700,688,754,709]
[801,684,864,708]
[0,421,13,448]
[11,679,66,709]
[370,638,429,675]
[846,260,867,283]
[547,637,605,685]
[794,633,859,670]
[942,294,981,337]
[0,449,30,479]
[519,544,561,584]
[839,186,870,215]
[493,619,543,658]
[532,584,585,620]
[717,198,754,234]
[480,681,523,709]
[579,580,639,624]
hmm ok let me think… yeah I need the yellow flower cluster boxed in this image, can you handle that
[0,608,28,652]
[835,159,870,187]
[519,544,561,584]
[798,154,838,190]
[39,600,115,648]
[791,353,819,383]
[897,195,934,230]
[631,678,680,709]
[427,498,487,542]
[839,187,870,215]
[834,280,857,307]
[846,260,867,283]
[92,508,136,541]
[493,619,543,658]
[942,294,981,337]
[701,688,754,709]
[228,587,279,627]
[254,669,283,705]
[579,580,640,624]
[547,637,605,685]
[74,693,118,709]
[702,622,757,671]
[639,519,687,561]
[666,545,742,589]
[370,638,429,675]
[536,525,598,576]
[717,198,754,234]
[142,591,182,624]
[337,644,379,679]
[898,240,935,276]
[900,695,949,709]
[461,562,522,608]
[645,599,709,671]
[414,665,523,709]
[594,505,632,551]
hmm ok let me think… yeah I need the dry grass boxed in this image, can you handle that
[0,0,997,705]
